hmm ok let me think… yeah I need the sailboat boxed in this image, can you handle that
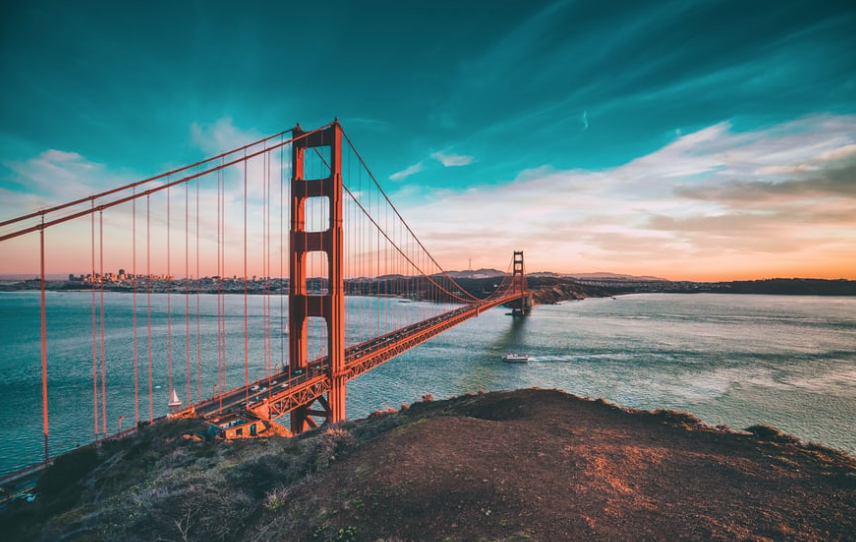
[168,388,182,411]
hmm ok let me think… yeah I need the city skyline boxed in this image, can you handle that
[2,1,855,280]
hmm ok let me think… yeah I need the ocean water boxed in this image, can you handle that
[1,292,855,475]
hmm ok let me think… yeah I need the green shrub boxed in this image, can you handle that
[314,426,356,471]
[264,486,290,513]
[333,525,361,542]
[36,445,99,514]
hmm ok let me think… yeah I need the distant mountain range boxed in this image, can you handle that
[0,273,70,281]
[445,269,669,282]
[533,271,670,282]
[444,268,507,279]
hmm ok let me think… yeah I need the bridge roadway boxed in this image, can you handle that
[190,292,526,426]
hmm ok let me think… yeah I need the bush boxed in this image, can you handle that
[746,424,801,444]
[315,426,356,471]
[264,486,290,513]
[333,525,361,542]
[129,474,253,542]
[36,445,99,513]
[37,445,99,498]
[653,409,703,428]
[368,407,397,419]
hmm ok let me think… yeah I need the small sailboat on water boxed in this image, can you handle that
[168,388,183,412]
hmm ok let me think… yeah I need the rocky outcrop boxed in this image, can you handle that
[526,277,617,304]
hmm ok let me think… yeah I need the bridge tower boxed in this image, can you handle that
[510,250,531,317]
[289,121,346,432]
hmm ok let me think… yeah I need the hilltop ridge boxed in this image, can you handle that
[4,389,854,541]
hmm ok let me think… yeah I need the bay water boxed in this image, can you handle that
[1,291,855,476]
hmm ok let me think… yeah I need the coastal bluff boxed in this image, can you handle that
[4,389,854,541]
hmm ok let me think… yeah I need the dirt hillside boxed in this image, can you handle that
[4,388,855,542]
[281,389,856,541]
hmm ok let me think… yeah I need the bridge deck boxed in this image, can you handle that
[190,293,525,429]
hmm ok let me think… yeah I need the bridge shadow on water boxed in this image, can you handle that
[493,314,529,353]
[451,313,531,393]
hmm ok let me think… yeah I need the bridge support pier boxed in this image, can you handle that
[289,121,346,433]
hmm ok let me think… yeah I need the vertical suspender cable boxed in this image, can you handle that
[218,160,224,411]
[133,191,138,425]
[269,149,274,371]
[375,192,381,336]
[217,166,222,410]
[262,149,267,375]
[385,202,389,334]
[262,149,268,375]
[39,217,49,461]
[147,195,153,422]
[184,183,190,406]
[280,137,285,369]
[222,161,227,401]
[360,163,365,340]
[91,202,98,438]
[244,151,248,397]
[185,181,191,406]
[167,186,172,400]
[99,210,106,436]
[196,173,201,401]
[264,150,269,374]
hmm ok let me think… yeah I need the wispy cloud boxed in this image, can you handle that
[398,114,856,280]
[675,163,856,204]
[430,151,475,167]
[1,149,112,207]
[190,117,262,156]
[390,162,424,181]
[389,149,474,182]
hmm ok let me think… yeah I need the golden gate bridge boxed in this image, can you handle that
[0,120,530,482]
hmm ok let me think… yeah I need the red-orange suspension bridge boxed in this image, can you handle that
[0,121,530,480]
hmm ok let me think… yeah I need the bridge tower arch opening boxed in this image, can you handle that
[289,121,346,433]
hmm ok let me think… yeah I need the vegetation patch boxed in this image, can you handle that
[652,408,704,430]
[35,444,99,514]
[745,424,802,444]
[3,389,854,542]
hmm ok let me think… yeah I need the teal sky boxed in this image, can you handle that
[2,0,855,280]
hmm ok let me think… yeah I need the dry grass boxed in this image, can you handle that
[4,389,854,542]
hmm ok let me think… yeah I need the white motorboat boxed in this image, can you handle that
[503,353,529,363]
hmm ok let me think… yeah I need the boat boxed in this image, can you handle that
[168,388,182,410]
[503,353,529,363]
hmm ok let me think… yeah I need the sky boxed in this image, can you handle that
[1,0,855,281]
